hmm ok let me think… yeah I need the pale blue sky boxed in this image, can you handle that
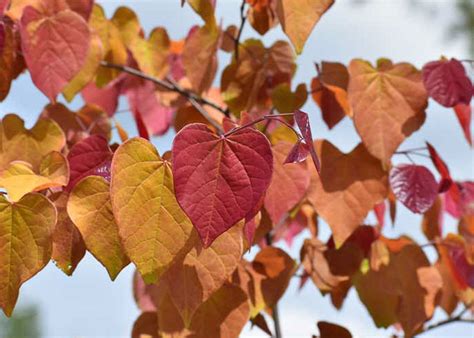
[0,0,473,337]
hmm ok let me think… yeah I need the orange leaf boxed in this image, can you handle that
[348,59,428,163]
[307,140,388,245]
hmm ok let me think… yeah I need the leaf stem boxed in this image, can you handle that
[223,113,300,140]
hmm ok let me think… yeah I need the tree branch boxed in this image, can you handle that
[99,61,229,126]
[234,0,247,61]
[419,305,473,336]
[265,233,283,338]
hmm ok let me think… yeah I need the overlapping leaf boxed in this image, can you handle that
[348,59,428,163]
[0,193,56,316]
[264,141,310,224]
[307,140,388,245]
[111,137,193,284]
[68,176,129,280]
[276,0,334,54]
[172,123,273,247]
[0,114,65,171]
[20,0,91,101]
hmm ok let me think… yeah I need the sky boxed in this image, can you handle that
[0,0,473,337]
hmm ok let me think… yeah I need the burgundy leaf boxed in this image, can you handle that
[172,123,273,247]
[284,139,310,164]
[294,110,320,172]
[454,103,472,146]
[390,164,438,214]
[132,109,150,140]
[66,135,113,191]
[422,58,473,107]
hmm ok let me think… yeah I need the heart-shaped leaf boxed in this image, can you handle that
[422,58,473,108]
[0,193,56,316]
[172,123,273,247]
[66,134,112,191]
[390,164,438,214]
[110,138,193,284]
[68,175,130,280]
[307,140,388,245]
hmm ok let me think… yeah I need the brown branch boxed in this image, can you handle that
[234,0,247,61]
[419,306,473,336]
[264,233,283,338]
[99,61,229,126]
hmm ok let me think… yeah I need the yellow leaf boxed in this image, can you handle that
[129,27,170,79]
[110,138,193,284]
[186,0,216,28]
[276,0,334,54]
[111,6,141,46]
[68,176,130,280]
[0,193,56,316]
[0,151,69,201]
[271,82,308,113]
[0,114,65,171]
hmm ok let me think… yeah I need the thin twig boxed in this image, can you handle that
[224,113,300,139]
[99,61,229,117]
[234,0,247,61]
[265,233,283,338]
[419,305,473,336]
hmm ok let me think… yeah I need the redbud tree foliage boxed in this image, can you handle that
[0,0,473,337]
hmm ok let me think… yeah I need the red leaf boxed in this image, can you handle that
[390,164,438,214]
[284,140,310,164]
[426,142,452,192]
[132,109,150,140]
[294,110,320,172]
[422,58,473,108]
[373,201,386,228]
[172,123,273,247]
[454,103,472,145]
[20,3,90,101]
[66,135,113,191]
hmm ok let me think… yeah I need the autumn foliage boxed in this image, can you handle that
[0,0,473,337]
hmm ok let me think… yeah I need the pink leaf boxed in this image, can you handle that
[422,58,473,108]
[125,80,173,137]
[20,4,90,101]
[66,135,113,191]
[172,123,273,247]
[389,164,438,214]
[294,110,321,172]
[454,103,472,146]
[82,81,121,116]
[444,181,474,218]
